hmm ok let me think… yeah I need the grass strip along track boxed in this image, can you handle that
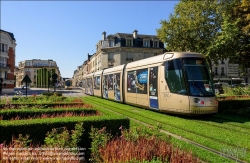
[83,96,249,163]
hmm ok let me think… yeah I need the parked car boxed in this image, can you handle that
[240,83,249,87]
[22,86,29,90]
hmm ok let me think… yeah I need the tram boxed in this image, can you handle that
[82,52,218,115]
[64,79,72,89]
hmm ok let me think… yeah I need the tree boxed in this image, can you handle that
[231,0,250,69]
[156,0,248,66]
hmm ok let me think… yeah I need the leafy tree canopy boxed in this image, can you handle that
[157,0,250,68]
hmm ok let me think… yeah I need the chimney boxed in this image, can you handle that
[133,30,138,39]
[102,31,106,40]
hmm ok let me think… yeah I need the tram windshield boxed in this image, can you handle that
[164,58,215,97]
[183,58,215,96]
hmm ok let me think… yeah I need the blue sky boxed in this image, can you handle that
[1,1,179,78]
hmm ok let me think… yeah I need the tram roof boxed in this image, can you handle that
[126,52,203,69]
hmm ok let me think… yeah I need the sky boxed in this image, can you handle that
[1,1,179,78]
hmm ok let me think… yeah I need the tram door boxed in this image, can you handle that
[149,67,159,110]
[159,60,190,113]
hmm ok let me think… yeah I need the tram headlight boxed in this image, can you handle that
[193,98,204,105]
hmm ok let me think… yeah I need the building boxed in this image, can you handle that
[0,29,16,94]
[72,30,166,85]
[72,53,92,87]
[15,59,62,87]
[211,59,243,85]
[91,30,166,73]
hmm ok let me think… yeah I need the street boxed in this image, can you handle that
[2,87,86,98]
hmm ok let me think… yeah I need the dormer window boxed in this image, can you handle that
[153,41,158,48]
[110,40,114,47]
[143,39,150,47]
[126,39,132,46]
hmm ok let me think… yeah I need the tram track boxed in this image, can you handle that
[83,96,248,163]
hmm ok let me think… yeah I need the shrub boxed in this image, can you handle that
[44,122,84,148]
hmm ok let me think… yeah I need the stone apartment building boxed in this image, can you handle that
[72,53,92,87]
[72,30,166,86]
[15,59,61,87]
[0,29,16,94]
[211,59,246,85]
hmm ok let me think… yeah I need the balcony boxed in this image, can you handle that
[0,63,10,70]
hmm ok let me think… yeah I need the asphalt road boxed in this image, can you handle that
[2,87,86,97]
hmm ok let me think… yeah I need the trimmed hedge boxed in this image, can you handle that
[0,115,130,158]
[42,92,62,96]
[0,102,86,109]
[218,99,250,118]
[0,108,98,120]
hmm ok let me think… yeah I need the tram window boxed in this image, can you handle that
[165,59,187,95]
[94,76,100,90]
[183,58,215,96]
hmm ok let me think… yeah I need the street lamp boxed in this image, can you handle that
[48,60,52,92]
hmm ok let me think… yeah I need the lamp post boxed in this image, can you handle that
[48,60,51,92]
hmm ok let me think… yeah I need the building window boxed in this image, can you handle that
[153,41,158,48]
[34,69,36,73]
[110,40,114,47]
[126,39,132,46]
[0,57,7,67]
[221,67,225,75]
[215,67,218,75]
[4,71,7,79]
[143,40,150,47]
[108,53,114,61]
[34,75,36,78]
[0,43,8,52]
[126,54,133,61]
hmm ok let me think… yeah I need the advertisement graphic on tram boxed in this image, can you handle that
[127,69,148,94]
[86,78,93,95]
[114,73,121,101]
[103,75,108,98]
[94,76,100,90]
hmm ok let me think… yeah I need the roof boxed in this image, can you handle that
[0,29,16,41]
[111,33,159,39]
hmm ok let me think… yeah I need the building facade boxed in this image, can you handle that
[0,29,16,94]
[15,59,61,87]
[91,30,166,73]
[211,59,244,85]
[72,30,166,85]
